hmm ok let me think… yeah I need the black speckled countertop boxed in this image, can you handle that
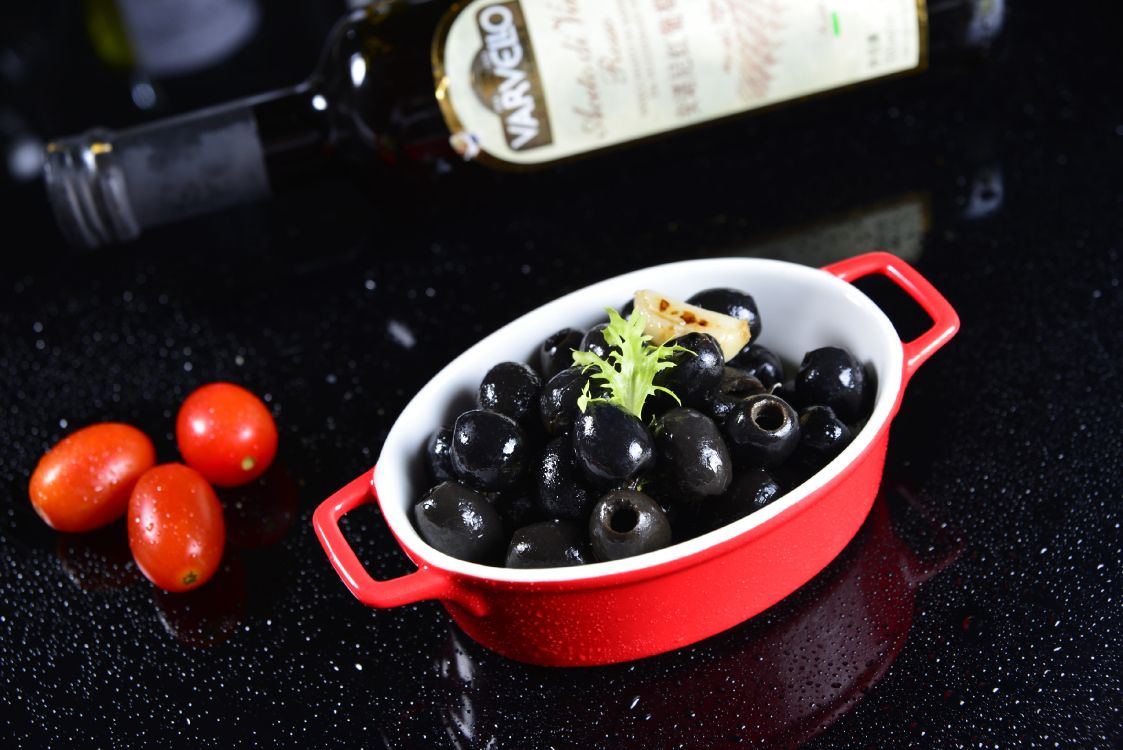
[2,3,1121,748]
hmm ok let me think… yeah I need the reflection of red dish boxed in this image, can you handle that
[315,253,959,666]
[423,488,961,749]
[153,554,247,648]
[55,524,140,592]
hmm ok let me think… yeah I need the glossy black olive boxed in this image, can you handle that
[729,344,785,388]
[795,346,867,422]
[687,288,762,340]
[413,482,505,564]
[652,332,724,408]
[572,403,655,484]
[506,520,593,568]
[539,366,591,436]
[450,409,527,491]
[619,299,635,319]
[426,426,456,484]
[795,404,853,473]
[701,467,783,531]
[477,361,542,424]
[653,408,732,498]
[539,328,584,380]
[700,367,767,426]
[724,393,800,467]
[589,490,672,561]
[580,323,614,360]
[535,435,596,522]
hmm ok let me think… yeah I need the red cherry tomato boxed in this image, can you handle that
[29,422,156,532]
[175,382,278,487]
[128,464,225,592]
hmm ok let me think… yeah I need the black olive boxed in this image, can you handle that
[652,332,724,408]
[572,403,655,484]
[794,405,853,473]
[538,366,591,436]
[426,426,456,484]
[493,491,541,536]
[580,323,614,360]
[589,490,672,561]
[724,393,800,467]
[539,328,584,380]
[478,362,542,424]
[700,367,767,426]
[687,288,762,340]
[450,409,528,491]
[413,482,505,564]
[795,346,867,422]
[653,407,732,498]
[619,299,635,319]
[506,520,593,568]
[535,435,596,522]
[701,467,783,531]
[729,344,784,388]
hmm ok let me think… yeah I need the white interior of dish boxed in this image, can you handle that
[374,258,903,582]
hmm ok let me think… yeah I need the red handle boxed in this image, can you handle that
[823,252,960,385]
[313,470,486,615]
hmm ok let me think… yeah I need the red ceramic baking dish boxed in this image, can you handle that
[313,252,959,667]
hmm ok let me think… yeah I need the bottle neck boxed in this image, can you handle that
[43,83,335,247]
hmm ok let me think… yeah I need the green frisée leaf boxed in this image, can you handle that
[572,308,692,419]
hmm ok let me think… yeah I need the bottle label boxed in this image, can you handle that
[434,0,926,167]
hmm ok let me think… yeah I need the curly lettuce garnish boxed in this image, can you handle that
[571,308,692,419]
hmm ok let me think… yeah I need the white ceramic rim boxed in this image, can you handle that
[374,257,904,583]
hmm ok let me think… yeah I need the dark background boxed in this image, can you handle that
[2,2,1121,748]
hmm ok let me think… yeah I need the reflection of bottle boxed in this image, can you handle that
[45,0,1006,247]
[82,0,262,112]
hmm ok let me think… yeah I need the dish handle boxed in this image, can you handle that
[823,252,960,386]
[313,470,487,615]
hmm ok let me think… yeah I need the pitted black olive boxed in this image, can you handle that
[589,490,671,561]
[478,361,542,424]
[450,409,528,491]
[794,405,853,473]
[539,366,592,436]
[701,467,783,531]
[506,520,593,568]
[729,344,785,388]
[795,346,867,422]
[651,332,724,408]
[724,393,800,467]
[572,403,655,485]
[426,426,456,484]
[653,407,732,498]
[413,482,505,564]
[535,435,596,522]
[539,328,584,380]
[580,323,614,360]
[701,367,767,426]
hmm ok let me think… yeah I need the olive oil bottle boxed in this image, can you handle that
[44,0,1004,247]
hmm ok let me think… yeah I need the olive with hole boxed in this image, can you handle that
[506,520,593,568]
[653,407,732,498]
[478,361,542,423]
[651,332,724,408]
[724,393,800,467]
[687,288,762,341]
[426,427,456,484]
[795,346,867,422]
[539,328,584,380]
[539,366,592,436]
[701,467,783,531]
[701,367,767,426]
[450,409,528,491]
[535,435,596,522]
[729,344,784,388]
[572,403,655,484]
[589,490,672,561]
[413,482,505,564]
